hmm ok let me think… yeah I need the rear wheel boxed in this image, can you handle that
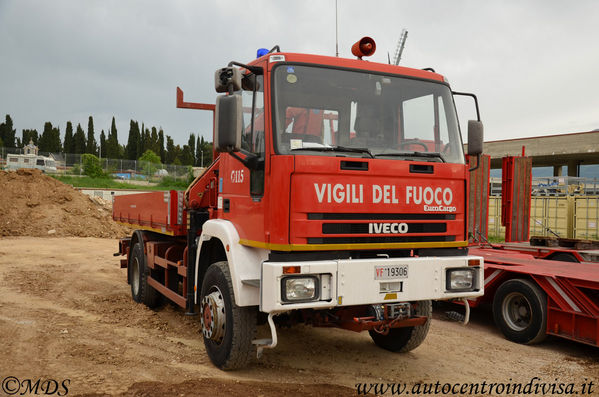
[200,261,256,370]
[129,242,159,308]
[369,300,432,352]
[493,279,547,344]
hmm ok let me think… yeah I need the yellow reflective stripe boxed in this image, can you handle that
[238,239,467,251]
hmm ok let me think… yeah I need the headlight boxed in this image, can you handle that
[446,268,477,291]
[281,276,319,302]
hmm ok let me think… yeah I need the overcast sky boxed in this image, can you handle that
[1,0,598,147]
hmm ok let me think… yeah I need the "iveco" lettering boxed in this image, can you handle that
[368,223,409,234]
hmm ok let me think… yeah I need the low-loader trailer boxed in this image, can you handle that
[467,154,599,347]
[114,37,485,369]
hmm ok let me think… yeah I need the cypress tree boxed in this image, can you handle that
[73,123,87,154]
[38,122,52,152]
[158,129,165,163]
[38,122,62,153]
[51,125,61,153]
[125,120,140,160]
[99,130,106,158]
[22,129,39,146]
[181,144,194,166]
[143,128,151,155]
[139,123,145,154]
[86,116,98,155]
[106,117,120,158]
[151,127,159,154]
[0,115,16,148]
[165,135,176,164]
[63,122,74,153]
[188,133,196,165]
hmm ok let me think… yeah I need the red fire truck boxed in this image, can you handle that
[113,37,485,369]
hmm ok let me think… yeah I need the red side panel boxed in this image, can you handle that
[467,154,490,243]
[113,190,187,236]
[501,156,532,242]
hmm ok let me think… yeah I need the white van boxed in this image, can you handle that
[6,154,57,173]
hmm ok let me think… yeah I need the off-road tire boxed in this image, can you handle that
[369,300,432,352]
[129,242,159,308]
[200,261,256,370]
[493,278,547,344]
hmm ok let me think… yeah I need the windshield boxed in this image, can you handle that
[272,65,464,164]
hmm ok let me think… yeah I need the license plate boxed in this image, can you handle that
[374,265,409,280]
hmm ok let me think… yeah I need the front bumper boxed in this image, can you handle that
[260,255,483,313]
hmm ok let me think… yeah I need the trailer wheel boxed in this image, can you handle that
[200,261,256,370]
[493,279,547,344]
[129,242,159,308]
[369,300,432,352]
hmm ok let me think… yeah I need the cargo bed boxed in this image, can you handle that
[112,190,187,236]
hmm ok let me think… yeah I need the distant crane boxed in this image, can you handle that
[392,29,408,65]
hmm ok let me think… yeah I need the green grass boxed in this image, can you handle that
[486,235,505,243]
[51,175,189,191]
[155,176,192,190]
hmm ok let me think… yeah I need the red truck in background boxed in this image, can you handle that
[113,37,485,369]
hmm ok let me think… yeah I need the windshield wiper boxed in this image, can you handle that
[291,145,374,158]
[375,151,446,162]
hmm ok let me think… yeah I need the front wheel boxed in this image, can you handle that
[200,261,256,370]
[493,279,547,344]
[369,300,432,352]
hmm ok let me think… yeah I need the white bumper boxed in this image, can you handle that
[260,255,483,313]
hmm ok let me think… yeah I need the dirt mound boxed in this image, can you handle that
[0,169,130,238]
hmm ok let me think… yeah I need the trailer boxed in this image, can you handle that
[467,154,599,347]
[114,37,487,369]
[471,246,599,346]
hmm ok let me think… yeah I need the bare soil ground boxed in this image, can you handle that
[0,237,597,396]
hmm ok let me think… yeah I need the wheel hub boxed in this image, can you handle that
[131,257,140,296]
[200,288,226,343]
[503,292,532,331]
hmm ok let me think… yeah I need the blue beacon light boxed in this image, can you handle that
[257,48,269,58]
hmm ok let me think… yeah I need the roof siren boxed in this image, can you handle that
[351,37,376,60]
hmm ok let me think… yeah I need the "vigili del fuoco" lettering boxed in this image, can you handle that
[313,183,454,207]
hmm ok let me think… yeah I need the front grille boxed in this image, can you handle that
[322,222,446,234]
[308,236,456,244]
[308,213,455,221]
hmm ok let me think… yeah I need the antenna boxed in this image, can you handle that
[392,29,408,65]
[335,0,339,57]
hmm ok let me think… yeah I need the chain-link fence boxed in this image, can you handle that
[0,146,192,181]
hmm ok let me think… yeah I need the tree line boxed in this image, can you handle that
[0,114,213,167]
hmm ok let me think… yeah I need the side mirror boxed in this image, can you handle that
[214,67,242,93]
[214,94,242,153]
[467,120,484,156]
